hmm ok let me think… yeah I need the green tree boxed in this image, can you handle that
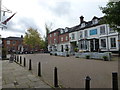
[44,22,52,51]
[100,1,120,31]
[24,27,43,52]
[100,1,120,56]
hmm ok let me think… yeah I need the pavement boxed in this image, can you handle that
[2,60,51,89]
[0,60,2,89]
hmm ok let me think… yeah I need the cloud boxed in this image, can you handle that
[50,1,71,17]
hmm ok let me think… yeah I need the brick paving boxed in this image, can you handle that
[19,53,119,88]
[0,60,2,89]
[2,60,51,88]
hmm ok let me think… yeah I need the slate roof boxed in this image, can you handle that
[2,37,23,41]
[48,16,103,34]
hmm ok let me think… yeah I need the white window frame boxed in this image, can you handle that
[66,36,68,41]
[61,37,63,41]
[7,40,10,45]
[50,34,52,37]
[80,31,83,38]
[54,33,56,36]
[110,37,116,48]
[100,39,106,48]
[100,26,106,35]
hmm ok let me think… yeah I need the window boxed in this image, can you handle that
[50,40,52,44]
[109,28,115,33]
[71,33,75,40]
[100,26,105,35]
[66,36,68,41]
[81,23,85,28]
[50,34,52,37]
[101,39,106,48]
[80,41,84,49]
[92,19,98,24]
[61,37,63,41]
[65,28,68,32]
[84,30,88,37]
[60,30,64,34]
[90,29,97,35]
[54,33,56,36]
[7,40,10,44]
[54,39,56,43]
[85,41,88,49]
[80,31,83,38]
[12,41,16,44]
[110,38,116,48]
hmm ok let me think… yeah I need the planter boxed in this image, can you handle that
[66,54,69,57]
[55,53,57,56]
[85,55,90,59]
[103,56,108,61]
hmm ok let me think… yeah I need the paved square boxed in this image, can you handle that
[2,60,51,88]
[20,53,118,88]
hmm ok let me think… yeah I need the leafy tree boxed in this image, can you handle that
[100,1,120,56]
[44,22,52,51]
[100,1,120,32]
[23,27,43,52]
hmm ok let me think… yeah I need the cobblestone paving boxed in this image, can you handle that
[19,53,119,88]
[2,60,51,88]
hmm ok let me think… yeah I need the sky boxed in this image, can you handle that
[0,0,109,38]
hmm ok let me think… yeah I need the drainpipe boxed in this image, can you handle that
[118,32,120,57]
[106,24,110,52]
[93,39,95,51]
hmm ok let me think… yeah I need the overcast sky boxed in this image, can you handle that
[0,0,108,38]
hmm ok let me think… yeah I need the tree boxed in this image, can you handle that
[23,27,43,52]
[100,1,120,56]
[100,1,120,31]
[44,22,52,51]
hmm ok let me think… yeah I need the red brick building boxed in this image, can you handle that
[2,36,43,54]
[48,27,70,52]
[2,36,24,53]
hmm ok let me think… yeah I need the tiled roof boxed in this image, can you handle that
[49,16,103,34]
[2,37,23,40]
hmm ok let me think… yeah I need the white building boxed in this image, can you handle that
[48,16,120,53]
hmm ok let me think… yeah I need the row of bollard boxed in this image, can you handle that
[14,55,42,77]
[14,55,118,89]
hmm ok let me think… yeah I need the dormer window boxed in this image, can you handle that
[92,19,98,25]
[60,29,64,34]
[65,28,68,32]
[81,23,85,28]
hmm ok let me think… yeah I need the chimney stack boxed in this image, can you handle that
[80,16,84,24]
[21,35,23,38]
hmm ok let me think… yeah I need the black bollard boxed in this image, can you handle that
[29,59,32,70]
[24,57,26,67]
[17,56,19,62]
[14,55,16,62]
[54,67,59,87]
[14,55,16,61]
[85,76,91,90]
[38,62,41,77]
[20,56,22,64]
[112,72,118,90]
